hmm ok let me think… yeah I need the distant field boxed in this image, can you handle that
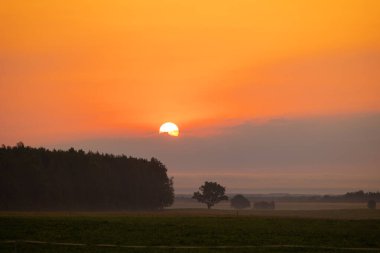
[171,199,369,210]
[1,209,380,253]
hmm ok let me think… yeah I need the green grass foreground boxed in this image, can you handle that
[1,209,380,253]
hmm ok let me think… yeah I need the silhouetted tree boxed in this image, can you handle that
[231,194,251,214]
[0,144,174,210]
[368,199,376,209]
[16,141,24,148]
[193,181,228,209]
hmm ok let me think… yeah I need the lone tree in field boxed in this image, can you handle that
[193,181,228,209]
[231,194,251,214]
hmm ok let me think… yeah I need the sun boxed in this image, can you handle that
[159,122,179,137]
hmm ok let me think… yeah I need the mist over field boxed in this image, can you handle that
[52,113,380,194]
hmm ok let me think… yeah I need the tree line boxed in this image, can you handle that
[1,143,377,211]
[192,182,378,211]
[0,143,174,210]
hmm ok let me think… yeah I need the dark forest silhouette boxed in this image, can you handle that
[0,143,174,210]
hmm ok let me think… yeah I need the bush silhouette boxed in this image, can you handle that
[368,199,376,209]
[231,194,251,210]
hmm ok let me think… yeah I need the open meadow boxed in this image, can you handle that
[1,209,379,253]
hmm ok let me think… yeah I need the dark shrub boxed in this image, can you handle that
[231,194,251,210]
[368,199,376,209]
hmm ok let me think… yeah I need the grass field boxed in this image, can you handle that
[1,209,380,253]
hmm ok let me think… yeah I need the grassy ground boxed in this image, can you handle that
[1,209,379,253]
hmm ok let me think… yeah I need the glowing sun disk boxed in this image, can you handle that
[159,122,179,137]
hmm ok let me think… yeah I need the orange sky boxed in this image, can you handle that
[1,0,380,144]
